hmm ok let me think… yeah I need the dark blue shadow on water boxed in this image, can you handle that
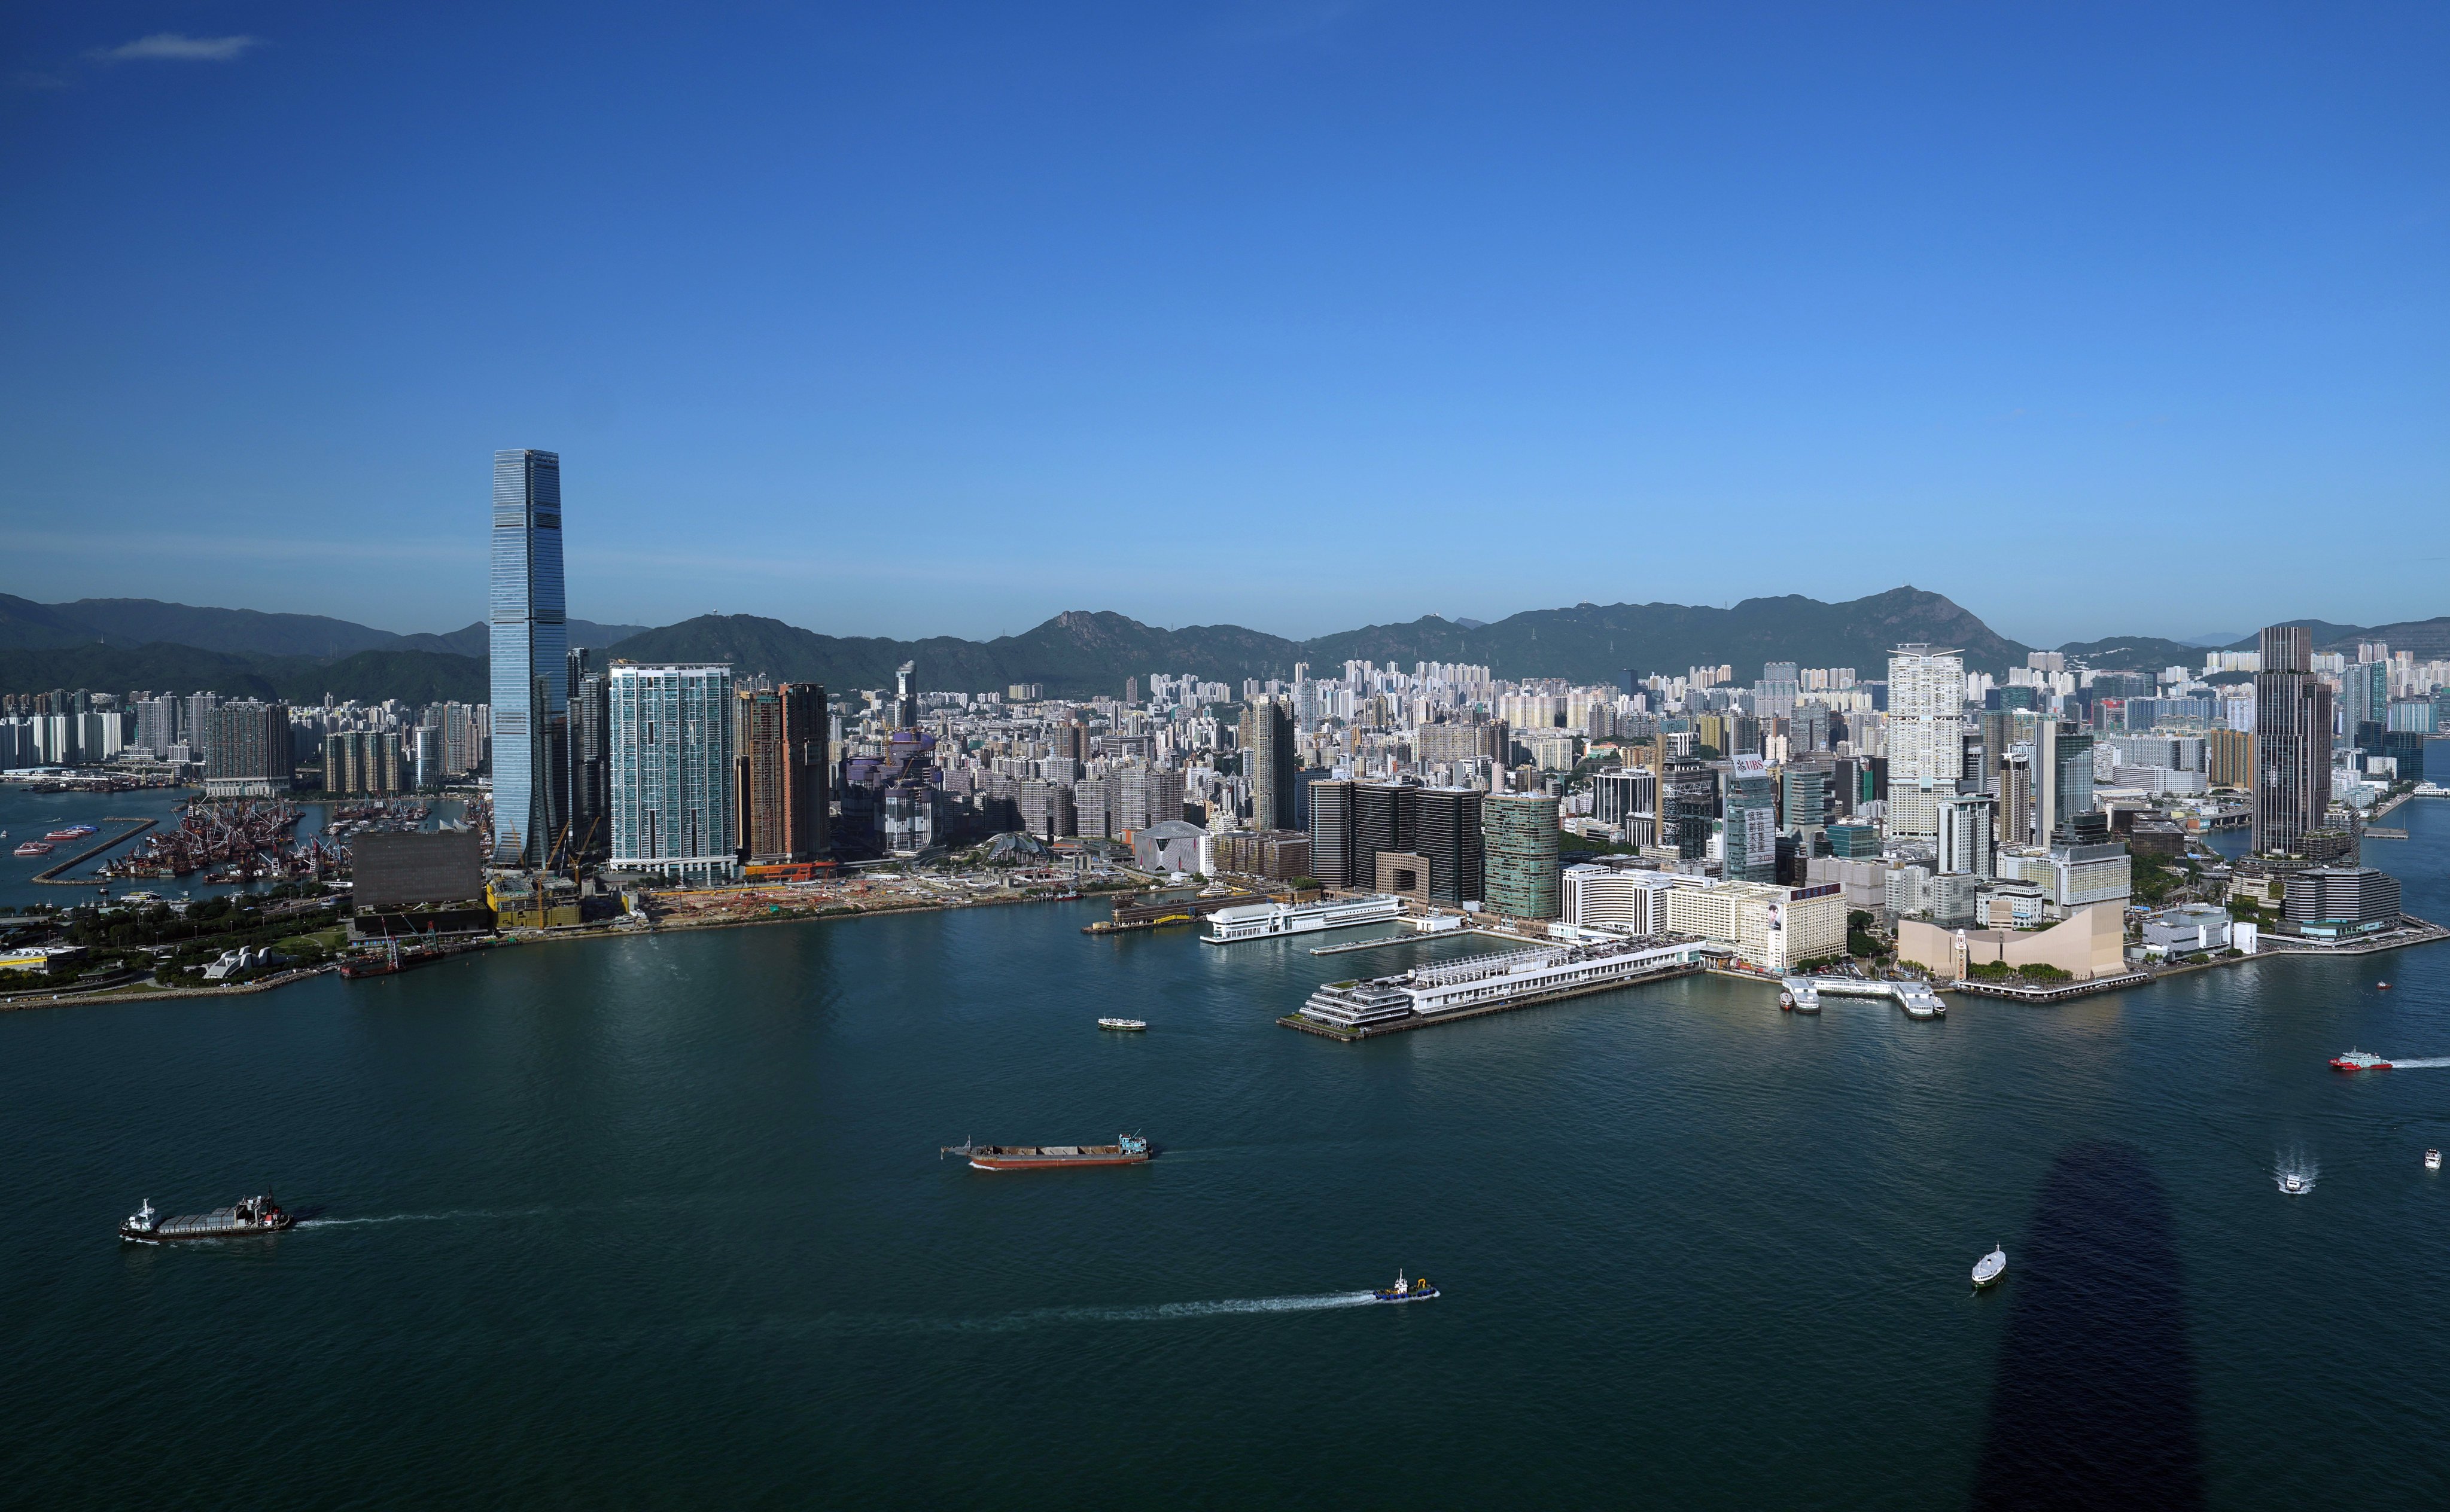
[1970,1141,2205,1512]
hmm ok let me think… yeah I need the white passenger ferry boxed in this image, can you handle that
[1202,894,1403,944]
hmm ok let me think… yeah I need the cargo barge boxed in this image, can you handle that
[119,1194,295,1243]
[941,1134,1151,1170]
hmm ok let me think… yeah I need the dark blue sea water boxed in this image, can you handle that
[3,800,2447,1508]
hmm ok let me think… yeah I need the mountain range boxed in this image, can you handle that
[1,589,2442,705]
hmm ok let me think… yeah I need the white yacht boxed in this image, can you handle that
[1095,1017,1147,1032]
[1971,1245,2007,1288]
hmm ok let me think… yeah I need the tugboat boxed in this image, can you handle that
[941,1134,1151,1170]
[1096,1017,1148,1032]
[119,1194,295,1243]
[1971,1245,2007,1289]
[1373,1269,1439,1303]
[2331,1050,2394,1072]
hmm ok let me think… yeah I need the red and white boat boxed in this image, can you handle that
[2332,1050,2392,1072]
[14,842,54,858]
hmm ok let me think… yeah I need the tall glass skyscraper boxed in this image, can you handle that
[490,449,568,866]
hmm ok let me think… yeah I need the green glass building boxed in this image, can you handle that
[1481,792,1562,919]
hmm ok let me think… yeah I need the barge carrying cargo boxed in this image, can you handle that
[119,1194,294,1243]
[942,1135,1151,1170]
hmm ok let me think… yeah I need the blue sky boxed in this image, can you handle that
[3,2,2444,646]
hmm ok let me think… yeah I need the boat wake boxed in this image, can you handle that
[2274,1147,2319,1196]
[296,1208,552,1228]
[2383,1057,2450,1070]
[792,1291,1386,1337]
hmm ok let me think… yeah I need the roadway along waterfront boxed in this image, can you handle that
[3,799,2449,1507]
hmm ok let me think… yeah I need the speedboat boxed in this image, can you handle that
[1372,1270,1439,1303]
[2280,1172,2308,1196]
[1096,1017,1148,1032]
[1971,1245,2007,1289]
[2427,1150,2442,1172]
[2331,1050,2392,1072]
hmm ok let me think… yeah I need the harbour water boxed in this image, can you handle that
[4,801,2449,1507]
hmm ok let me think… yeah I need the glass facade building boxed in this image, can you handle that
[489,449,567,865]
[1481,793,1561,919]
[609,663,738,883]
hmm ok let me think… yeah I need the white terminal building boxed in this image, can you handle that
[1562,864,1848,974]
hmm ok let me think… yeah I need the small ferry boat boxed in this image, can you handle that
[2332,1050,2393,1072]
[1971,1245,2007,1289]
[1372,1270,1439,1303]
[45,825,97,842]
[1096,1017,1147,1032]
[941,1134,1151,1170]
[14,842,54,858]
[2427,1150,2442,1171]
[120,1194,294,1243]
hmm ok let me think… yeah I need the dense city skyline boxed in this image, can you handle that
[6,5,2447,642]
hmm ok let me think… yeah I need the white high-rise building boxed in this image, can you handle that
[1886,645,1965,838]
[608,662,737,884]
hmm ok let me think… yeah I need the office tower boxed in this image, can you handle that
[1722,754,1778,883]
[1481,793,1561,919]
[1937,792,1998,877]
[1414,787,1484,904]
[1665,759,1718,859]
[608,663,737,883]
[1354,781,1417,875]
[893,661,919,731]
[1593,767,1657,835]
[2038,724,2096,844]
[568,648,610,856]
[1239,696,1298,833]
[1998,751,2034,846]
[1308,779,1356,888]
[1885,645,1965,837]
[2251,625,2332,856]
[489,448,568,866]
[1781,761,1831,833]
[413,725,440,790]
[738,682,830,865]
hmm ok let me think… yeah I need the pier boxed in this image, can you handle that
[1283,937,1710,1040]
[30,819,159,886]
[1778,975,1949,1017]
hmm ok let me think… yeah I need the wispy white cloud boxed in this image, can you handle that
[92,33,263,63]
